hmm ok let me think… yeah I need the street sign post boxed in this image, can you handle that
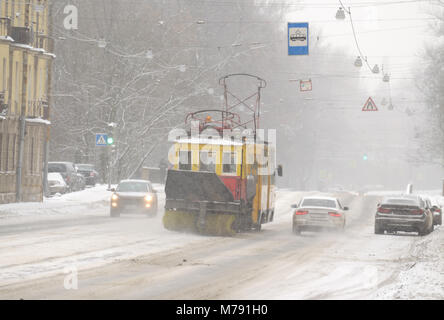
[96,134,108,146]
[288,22,309,56]
[362,97,378,112]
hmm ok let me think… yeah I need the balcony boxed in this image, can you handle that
[35,34,54,52]
[10,26,33,45]
[28,99,49,119]
[0,18,11,38]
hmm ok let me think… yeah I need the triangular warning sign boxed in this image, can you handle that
[362,97,378,112]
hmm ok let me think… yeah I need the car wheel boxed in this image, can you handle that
[292,224,301,235]
[110,209,120,218]
[147,208,157,218]
[418,224,429,236]
[436,213,442,226]
[374,222,384,235]
[428,220,434,234]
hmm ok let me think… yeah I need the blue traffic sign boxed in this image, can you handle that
[288,22,309,56]
[96,134,108,146]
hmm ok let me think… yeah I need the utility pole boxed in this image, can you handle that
[43,2,54,198]
[16,50,29,202]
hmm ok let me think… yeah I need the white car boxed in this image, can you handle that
[291,196,348,235]
[47,172,68,195]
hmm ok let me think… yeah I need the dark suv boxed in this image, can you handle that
[48,162,82,192]
[76,164,100,186]
[375,195,434,236]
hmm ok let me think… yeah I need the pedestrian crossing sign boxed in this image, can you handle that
[362,97,378,112]
[96,134,108,146]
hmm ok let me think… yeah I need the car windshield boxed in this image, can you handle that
[384,198,419,206]
[117,182,149,193]
[301,199,337,208]
[48,163,67,173]
[77,165,93,171]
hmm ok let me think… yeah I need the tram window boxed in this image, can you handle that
[179,151,192,170]
[261,171,269,185]
[222,152,237,174]
[271,172,276,185]
[200,151,216,172]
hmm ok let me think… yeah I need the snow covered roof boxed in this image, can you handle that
[0,36,14,42]
[301,196,338,201]
[11,43,56,58]
[119,179,151,184]
[175,137,244,146]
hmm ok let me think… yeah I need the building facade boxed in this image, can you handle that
[0,0,54,203]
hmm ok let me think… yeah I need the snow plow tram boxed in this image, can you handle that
[163,74,283,236]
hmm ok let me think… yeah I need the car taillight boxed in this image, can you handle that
[329,212,341,217]
[295,210,308,215]
[90,172,95,177]
[377,207,391,213]
[410,209,424,215]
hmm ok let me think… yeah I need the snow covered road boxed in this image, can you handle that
[0,186,442,300]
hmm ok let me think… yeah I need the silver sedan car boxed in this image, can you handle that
[292,196,348,235]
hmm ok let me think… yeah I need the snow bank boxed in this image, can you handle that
[374,225,444,299]
[0,185,112,220]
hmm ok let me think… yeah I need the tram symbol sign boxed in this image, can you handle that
[288,22,309,56]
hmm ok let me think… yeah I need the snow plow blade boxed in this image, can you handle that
[163,170,239,236]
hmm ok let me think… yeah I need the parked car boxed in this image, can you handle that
[291,196,348,235]
[76,164,100,186]
[47,172,68,195]
[375,195,434,236]
[76,172,86,191]
[110,179,158,218]
[48,162,79,192]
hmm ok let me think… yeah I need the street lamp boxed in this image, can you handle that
[372,64,380,74]
[336,7,346,20]
[97,39,107,48]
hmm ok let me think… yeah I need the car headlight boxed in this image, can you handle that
[144,194,153,202]
[111,194,119,201]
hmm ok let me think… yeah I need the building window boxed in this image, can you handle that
[15,61,19,113]
[11,134,16,171]
[30,137,34,174]
[5,133,9,171]
[2,58,6,92]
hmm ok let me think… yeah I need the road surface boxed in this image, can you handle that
[0,187,442,299]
